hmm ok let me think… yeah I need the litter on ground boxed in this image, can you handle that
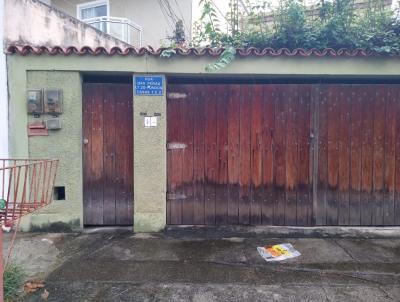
[257,243,301,262]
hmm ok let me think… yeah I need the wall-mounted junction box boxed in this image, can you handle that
[27,90,43,115]
[46,118,62,130]
[44,89,63,115]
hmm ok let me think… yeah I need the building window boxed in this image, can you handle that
[77,1,109,31]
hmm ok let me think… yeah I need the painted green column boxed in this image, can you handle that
[20,71,83,231]
[133,75,167,232]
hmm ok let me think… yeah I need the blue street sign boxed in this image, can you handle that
[134,75,164,96]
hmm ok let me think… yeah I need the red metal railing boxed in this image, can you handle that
[0,159,58,301]
[0,159,59,226]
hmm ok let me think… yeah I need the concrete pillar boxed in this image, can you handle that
[133,75,167,232]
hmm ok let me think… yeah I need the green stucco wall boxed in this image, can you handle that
[19,71,83,231]
[7,54,400,232]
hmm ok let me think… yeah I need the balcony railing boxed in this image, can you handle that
[83,16,143,47]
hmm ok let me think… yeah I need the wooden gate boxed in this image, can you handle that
[315,85,400,226]
[82,83,134,226]
[167,84,313,225]
[167,83,400,226]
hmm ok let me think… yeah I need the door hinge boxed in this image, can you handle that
[167,92,187,100]
[167,142,187,150]
[167,193,187,200]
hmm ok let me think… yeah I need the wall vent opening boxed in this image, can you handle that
[54,186,66,201]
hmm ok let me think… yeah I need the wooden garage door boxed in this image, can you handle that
[167,83,400,226]
[82,83,133,226]
[167,84,313,225]
[315,85,400,226]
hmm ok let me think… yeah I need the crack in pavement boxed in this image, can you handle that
[332,239,359,262]
[376,285,394,300]
[322,285,332,302]
[204,260,400,277]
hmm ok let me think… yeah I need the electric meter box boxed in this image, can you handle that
[27,90,43,114]
[44,89,63,115]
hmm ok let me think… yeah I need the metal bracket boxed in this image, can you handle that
[167,193,187,200]
[167,92,187,99]
[167,142,187,150]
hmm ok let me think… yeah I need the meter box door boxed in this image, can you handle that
[44,89,63,115]
[46,118,62,130]
[27,90,43,114]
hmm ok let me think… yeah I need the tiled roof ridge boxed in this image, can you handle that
[6,45,394,57]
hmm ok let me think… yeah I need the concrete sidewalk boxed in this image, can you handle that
[9,228,400,302]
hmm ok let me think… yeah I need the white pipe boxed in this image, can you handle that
[0,0,9,203]
[0,0,8,159]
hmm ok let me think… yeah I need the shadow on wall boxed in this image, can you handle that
[29,219,80,233]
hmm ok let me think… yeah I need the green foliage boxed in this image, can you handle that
[4,263,25,301]
[194,0,400,54]
[160,48,177,58]
[192,0,222,46]
[205,47,236,72]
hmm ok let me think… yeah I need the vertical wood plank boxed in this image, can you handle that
[215,85,229,225]
[297,85,312,226]
[273,85,287,225]
[239,85,251,225]
[326,85,339,225]
[205,85,218,225]
[193,85,206,225]
[349,86,362,225]
[115,84,134,225]
[311,85,320,226]
[372,85,386,225]
[337,87,351,225]
[383,85,396,225]
[262,85,275,225]
[167,85,184,224]
[227,85,240,225]
[181,85,195,224]
[316,85,328,225]
[250,84,263,225]
[103,84,117,225]
[395,86,400,225]
[360,87,374,225]
[285,85,298,225]
[90,84,105,225]
[166,86,173,225]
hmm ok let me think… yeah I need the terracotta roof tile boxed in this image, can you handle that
[6,45,389,57]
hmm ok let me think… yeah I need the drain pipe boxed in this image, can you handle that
[0,0,7,161]
[0,0,7,300]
